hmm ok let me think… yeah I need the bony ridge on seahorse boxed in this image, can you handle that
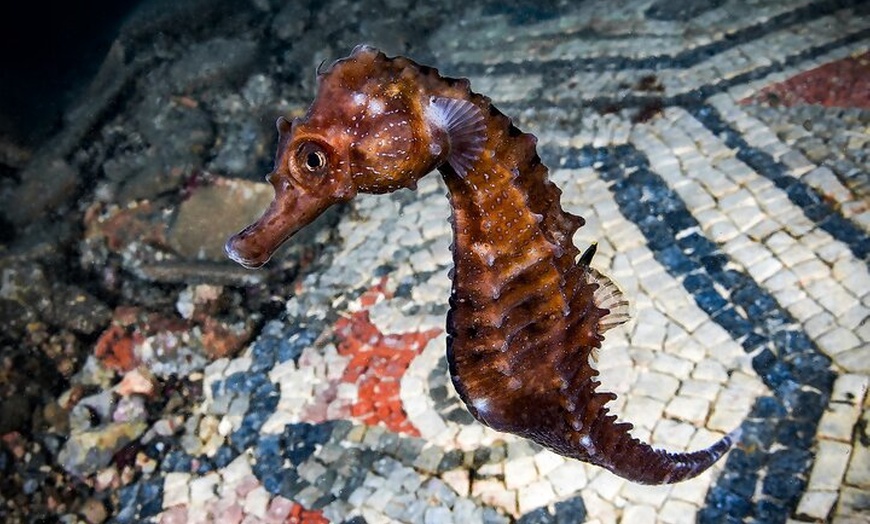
[226,45,740,485]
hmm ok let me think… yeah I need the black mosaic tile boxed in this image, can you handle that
[683,272,715,294]
[741,332,767,353]
[445,407,476,424]
[159,450,193,473]
[790,390,827,421]
[483,2,561,25]
[138,480,165,520]
[791,354,836,391]
[281,422,335,466]
[210,444,234,468]
[699,489,752,523]
[711,308,753,339]
[517,507,554,524]
[677,231,715,257]
[755,498,790,524]
[717,470,758,499]
[776,420,816,449]
[396,437,426,465]
[646,0,726,22]
[658,245,695,276]
[270,469,308,500]
[438,449,465,473]
[250,324,319,372]
[763,471,807,504]
[472,447,494,469]
[115,477,163,523]
[553,496,587,523]
[695,288,729,316]
[255,434,282,465]
[751,348,777,374]
[725,447,765,471]
[516,494,588,523]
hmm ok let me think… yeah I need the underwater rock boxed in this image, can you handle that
[166,38,260,94]
[0,158,78,226]
[0,264,110,336]
[59,390,148,477]
[43,283,112,336]
[58,420,148,477]
[207,75,282,177]
[116,97,215,202]
[271,3,310,41]
[168,177,274,261]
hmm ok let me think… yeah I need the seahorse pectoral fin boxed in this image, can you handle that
[425,96,486,178]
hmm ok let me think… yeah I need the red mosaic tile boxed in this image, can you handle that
[286,502,330,524]
[742,51,870,108]
[333,278,441,436]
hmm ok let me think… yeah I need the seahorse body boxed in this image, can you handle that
[226,45,738,484]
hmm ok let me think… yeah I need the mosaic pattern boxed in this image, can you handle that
[67,1,868,523]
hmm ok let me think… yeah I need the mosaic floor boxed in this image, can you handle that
[150,3,868,522]
[10,1,868,523]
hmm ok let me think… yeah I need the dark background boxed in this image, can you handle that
[0,1,142,146]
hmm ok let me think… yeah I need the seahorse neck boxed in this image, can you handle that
[434,102,597,368]
[436,106,586,275]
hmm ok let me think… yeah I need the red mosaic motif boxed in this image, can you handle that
[742,51,870,108]
[286,502,330,524]
[334,277,441,436]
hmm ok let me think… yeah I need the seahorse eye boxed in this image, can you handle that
[294,142,328,174]
[306,151,324,170]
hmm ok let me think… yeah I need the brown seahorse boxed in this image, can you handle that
[225,45,738,484]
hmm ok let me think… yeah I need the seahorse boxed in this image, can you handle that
[225,45,738,484]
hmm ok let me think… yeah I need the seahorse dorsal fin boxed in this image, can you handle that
[578,242,630,332]
[589,267,631,332]
[427,96,486,178]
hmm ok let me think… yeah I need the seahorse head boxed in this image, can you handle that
[226,45,448,268]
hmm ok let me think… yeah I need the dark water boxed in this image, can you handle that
[0,1,140,144]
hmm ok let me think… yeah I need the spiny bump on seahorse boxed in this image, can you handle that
[225,45,740,485]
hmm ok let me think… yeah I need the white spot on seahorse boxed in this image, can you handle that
[579,434,597,456]
[367,98,385,115]
[352,92,367,106]
[472,397,491,415]
[471,242,497,267]
[548,241,564,258]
